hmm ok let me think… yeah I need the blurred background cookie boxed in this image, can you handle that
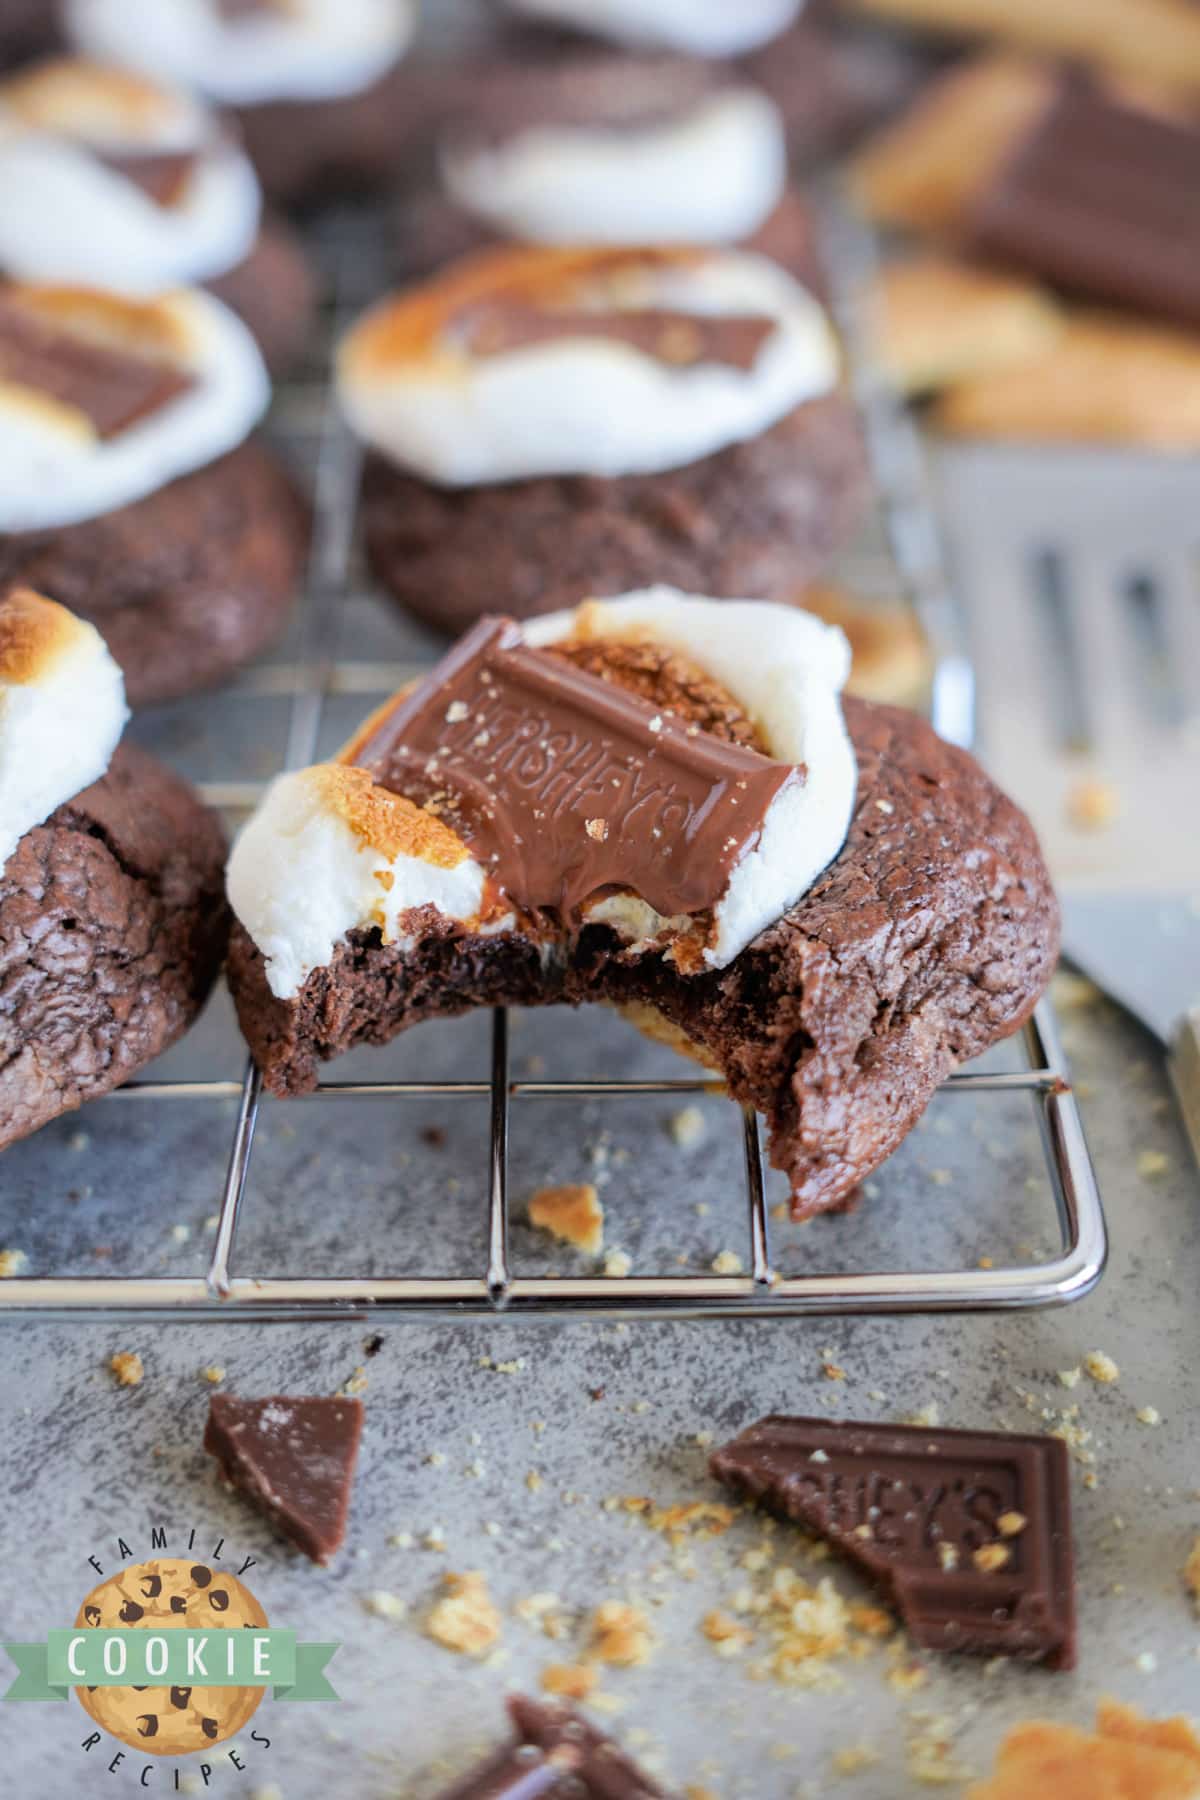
[0,57,317,371]
[873,256,1063,393]
[793,582,931,704]
[0,286,308,704]
[64,0,428,205]
[338,244,865,635]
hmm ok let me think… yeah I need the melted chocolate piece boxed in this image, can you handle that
[351,616,798,925]
[711,1416,1076,1668]
[968,85,1200,331]
[203,1395,364,1566]
[0,294,192,438]
[436,1698,671,1799]
[92,148,197,207]
[459,299,775,371]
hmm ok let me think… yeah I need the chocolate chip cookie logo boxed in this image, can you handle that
[73,1561,269,1756]
[3,1543,339,1779]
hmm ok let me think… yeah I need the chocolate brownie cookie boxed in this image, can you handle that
[226,594,1057,1219]
[0,591,228,1151]
[1,440,309,708]
[340,245,864,635]
[360,397,864,638]
[0,285,306,705]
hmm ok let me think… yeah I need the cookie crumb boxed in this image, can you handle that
[902,1402,941,1428]
[1058,1367,1082,1388]
[603,1249,632,1279]
[1084,1350,1120,1385]
[997,1511,1027,1538]
[1136,1149,1171,1180]
[362,1590,408,1620]
[973,1544,1011,1573]
[541,1662,597,1701]
[1137,1406,1162,1427]
[341,1365,369,1396]
[711,1249,743,1275]
[0,1248,28,1279]
[109,1351,144,1388]
[529,1183,604,1255]
[702,1610,755,1657]
[1066,777,1119,831]
[200,1365,225,1385]
[832,1746,881,1775]
[589,1601,653,1667]
[426,1572,501,1656]
[669,1105,707,1150]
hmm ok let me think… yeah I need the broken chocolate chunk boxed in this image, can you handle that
[435,1697,672,1798]
[710,1415,1075,1668]
[968,85,1200,332]
[204,1394,363,1566]
[0,291,192,437]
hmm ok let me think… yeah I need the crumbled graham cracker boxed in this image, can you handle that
[426,1572,501,1656]
[588,1601,653,1667]
[669,1105,707,1150]
[1084,1350,1120,1385]
[200,1365,225,1385]
[702,1610,755,1657]
[973,1544,1011,1574]
[832,1746,881,1775]
[109,1351,144,1387]
[603,1249,632,1279]
[529,1183,604,1255]
[711,1250,743,1275]
[1066,778,1119,832]
[0,1248,28,1278]
[541,1662,597,1701]
[997,1512,1027,1538]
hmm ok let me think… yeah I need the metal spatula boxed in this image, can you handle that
[933,444,1200,1166]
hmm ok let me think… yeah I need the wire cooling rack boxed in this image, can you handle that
[0,195,1106,1322]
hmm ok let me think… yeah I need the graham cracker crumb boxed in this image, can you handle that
[702,1610,755,1656]
[669,1105,707,1149]
[529,1183,604,1255]
[1066,777,1119,832]
[1137,1406,1162,1426]
[711,1250,743,1275]
[973,1544,1011,1574]
[1084,1350,1120,1385]
[0,1247,28,1278]
[832,1746,881,1775]
[1058,1367,1082,1388]
[363,1590,408,1620]
[822,1362,848,1382]
[603,1249,632,1279]
[426,1572,501,1656]
[997,1512,1027,1538]
[903,1402,941,1428]
[109,1351,144,1387]
[541,1662,597,1701]
[200,1365,225,1385]
[341,1364,369,1396]
[588,1601,653,1667]
[1136,1149,1171,1179]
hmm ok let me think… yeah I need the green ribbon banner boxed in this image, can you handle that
[3,1632,339,1702]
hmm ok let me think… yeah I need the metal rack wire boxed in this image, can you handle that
[0,196,1106,1322]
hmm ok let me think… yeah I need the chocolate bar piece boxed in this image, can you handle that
[436,1698,671,1799]
[459,301,775,372]
[204,1395,364,1566]
[0,292,192,438]
[968,85,1200,332]
[94,149,198,208]
[351,615,797,925]
[711,1415,1075,1668]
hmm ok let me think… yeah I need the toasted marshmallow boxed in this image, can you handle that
[0,59,261,294]
[526,591,856,968]
[338,245,839,487]
[443,85,785,248]
[227,762,502,1002]
[228,590,856,999]
[506,0,805,56]
[0,587,129,871]
[0,285,269,531]
[66,0,416,106]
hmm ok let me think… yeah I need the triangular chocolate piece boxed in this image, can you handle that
[434,1697,672,1798]
[204,1394,363,1566]
[711,1414,1075,1669]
